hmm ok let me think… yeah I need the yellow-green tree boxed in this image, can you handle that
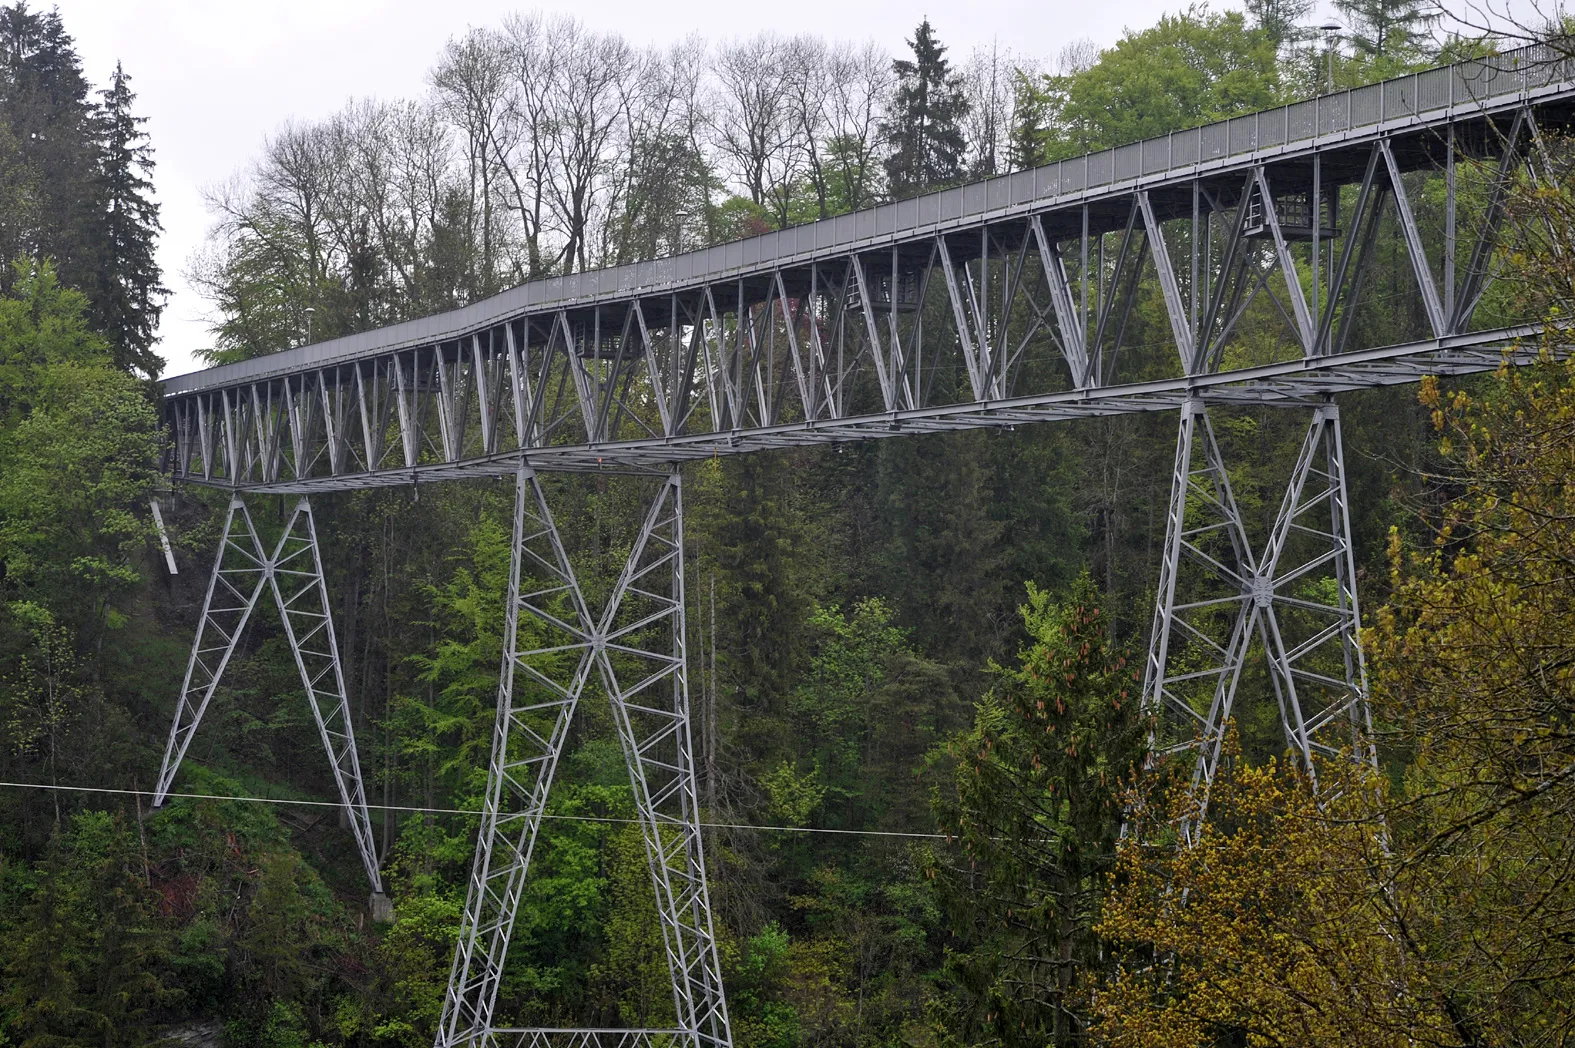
[1093,744,1450,1046]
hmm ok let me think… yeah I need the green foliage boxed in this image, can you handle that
[1335,0,1439,62]
[712,196,777,244]
[698,454,812,713]
[0,3,99,305]
[930,576,1147,1045]
[193,213,320,364]
[0,261,158,627]
[361,887,463,1045]
[1019,6,1283,164]
[2,812,177,1048]
[0,5,165,378]
[1243,0,1316,49]
[0,258,114,411]
[87,64,165,378]
[728,924,799,1047]
[0,355,158,621]
[0,258,155,845]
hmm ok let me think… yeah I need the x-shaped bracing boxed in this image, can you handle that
[1143,399,1375,839]
[437,467,729,1048]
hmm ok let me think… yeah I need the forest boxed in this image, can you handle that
[1,0,1573,1044]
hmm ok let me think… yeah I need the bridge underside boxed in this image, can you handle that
[172,324,1547,490]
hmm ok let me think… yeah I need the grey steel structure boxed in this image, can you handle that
[440,467,726,1048]
[153,44,1575,1048]
[151,497,386,905]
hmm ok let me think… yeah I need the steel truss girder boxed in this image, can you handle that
[438,468,729,1048]
[153,497,384,894]
[163,91,1556,494]
[1143,399,1373,837]
[196,323,1549,490]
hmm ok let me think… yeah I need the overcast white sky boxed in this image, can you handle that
[55,0,1277,378]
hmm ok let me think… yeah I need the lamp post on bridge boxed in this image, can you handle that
[1320,21,1343,92]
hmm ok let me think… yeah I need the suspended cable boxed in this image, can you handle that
[0,779,951,841]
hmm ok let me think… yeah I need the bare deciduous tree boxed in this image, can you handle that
[962,41,1015,177]
[711,33,800,225]
[824,40,892,212]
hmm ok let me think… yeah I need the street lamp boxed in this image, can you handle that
[304,306,316,346]
[1320,21,1342,93]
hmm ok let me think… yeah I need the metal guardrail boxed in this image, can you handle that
[161,42,1572,397]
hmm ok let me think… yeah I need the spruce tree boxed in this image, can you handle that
[1244,0,1315,49]
[931,576,1147,1045]
[90,63,165,378]
[0,3,99,296]
[2,832,89,1046]
[1,6,163,377]
[1334,0,1437,59]
[882,20,970,199]
[1006,70,1048,172]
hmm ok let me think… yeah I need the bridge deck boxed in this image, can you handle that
[160,45,1575,491]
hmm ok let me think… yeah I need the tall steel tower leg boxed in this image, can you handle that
[1142,399,1260,812]
[1143,400,1376,830]
[437,468,731,1048]
[267,498,387,901]
[1255,402,1376,774]
[153,496,385,901]
[153,498,271,807]
[438,467,597,1047]
[594,472,730,1046]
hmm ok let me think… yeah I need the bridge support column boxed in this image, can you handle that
[1143,399,1374,837]
[438,467,730,1048]
[153,496,386,902]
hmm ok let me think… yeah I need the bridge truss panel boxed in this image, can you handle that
[162,42,1574,406]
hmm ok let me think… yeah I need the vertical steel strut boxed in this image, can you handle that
[1143,400,1373,835]
[437,467,730,1048]
[153,497,386,900]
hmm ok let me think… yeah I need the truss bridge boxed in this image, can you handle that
[151,44,1575,1048]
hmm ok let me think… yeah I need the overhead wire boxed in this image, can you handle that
[0,779,952,842]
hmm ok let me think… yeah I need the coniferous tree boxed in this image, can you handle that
[1,6,164,377]
[1244,0,1316,49]
[88,63,164,378]
[1006,69,1048,171]
[1335,0,1438,59]
[882,20,969,199]
[931,576,1147,1045]
[72,811,176,1047]
[2,840,88,1047]
[0,3,99,296]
